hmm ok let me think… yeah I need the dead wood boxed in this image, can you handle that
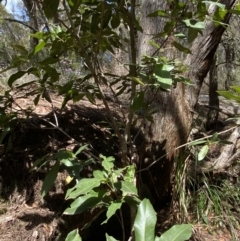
[213,126,240,170]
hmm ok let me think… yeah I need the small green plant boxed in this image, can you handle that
[65,198,192,241]
[31,145,93,197]
[64,154,139,239]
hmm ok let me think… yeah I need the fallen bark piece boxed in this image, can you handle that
[213,127,240,170]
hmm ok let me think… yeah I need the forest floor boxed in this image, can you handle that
[0,91,240,241]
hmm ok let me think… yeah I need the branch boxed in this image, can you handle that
[2,18,38,32]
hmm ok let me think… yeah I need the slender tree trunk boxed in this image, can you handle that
[224,42,235,90]
[206,55,219,130]
[22,0,39,49]
[137,0,237,207]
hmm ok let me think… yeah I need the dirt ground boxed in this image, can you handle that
[0,92,239,240]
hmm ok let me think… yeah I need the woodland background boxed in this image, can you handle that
[0,0,240,240]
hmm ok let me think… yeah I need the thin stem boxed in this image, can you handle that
[62,0,129,163]
[41,118,101,161]
[137,125,238,173]
[119,209,126,241]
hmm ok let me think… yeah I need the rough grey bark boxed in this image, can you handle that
[223,41,235,90]
[137,0,237,206]
[206,55,219,130]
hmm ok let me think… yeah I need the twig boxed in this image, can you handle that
[41,118,101,161]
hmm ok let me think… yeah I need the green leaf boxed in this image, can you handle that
[157,224,192,241]
[188,140,208,146]
[148,40,160,49]
[172,41,191,54]
[64,192,102,215]
[130,77,145,86]
[58,81,74,95]
[106,234,119,241]
[183,19,205,30]
[75,144,88,156]
[121,181,138,196]
[231,86,240,93]
[34,94,41,106]
[102,200,122,224]
[8,71,26,87]
[147,10,167,17]
[41,161,60,197]
[124,165,135,182]
[210,132,218,142]
[93,170,105,181]
[34,40,46,54]
[202,1,225,9]
[101,155,115,172]
[111,14,121,29]
[65,229,82,241]
[198,145,209,161]
[55,150,74,160]
[60,159,75,167]
[81,209,106,230]
[102,9,112,29]
[43,0,60,19]
[217,90,240,103]
[134,199,156,241]
[40,57,60,65]
[66,178,101,199]
[123,195,141,208]
[154,64,174,90]
[131,91,145,112]
[31,32,44,40]
[188,28,200,43]
[13,45,28,56]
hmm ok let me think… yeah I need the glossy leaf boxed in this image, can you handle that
[134,199,156,241]
[64,192,102,215]
[65,229,82,241]
[41,161,60,197]
[66,178,101,199]
[157,224,192,241]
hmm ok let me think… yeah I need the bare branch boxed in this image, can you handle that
[1,18,37,32]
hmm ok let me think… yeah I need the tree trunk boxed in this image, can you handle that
[22,0,39,49]
[223,41,235,90]
[137,0,237,207]
[206,55,220,131]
